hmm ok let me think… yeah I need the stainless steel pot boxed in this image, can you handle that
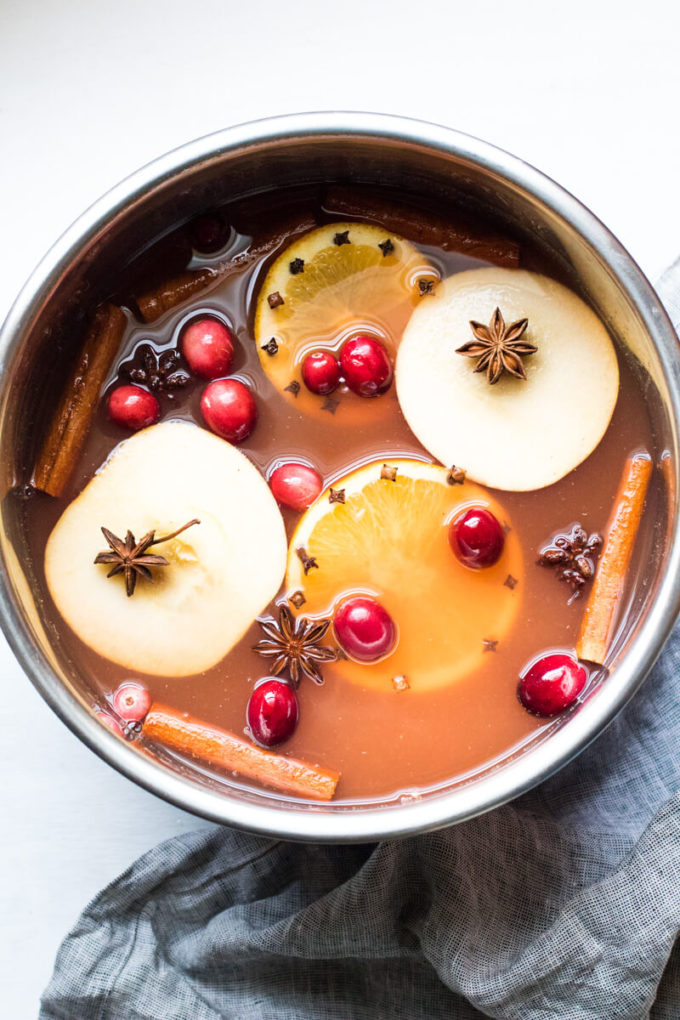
[1,113,679,841]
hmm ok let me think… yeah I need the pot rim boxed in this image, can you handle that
[1,111,679,842]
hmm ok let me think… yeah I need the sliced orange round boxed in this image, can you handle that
[286,459,523,693]
[254,222,436,420]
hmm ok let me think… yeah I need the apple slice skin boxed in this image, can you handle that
[396,268,620,492]
[45,421,287,677]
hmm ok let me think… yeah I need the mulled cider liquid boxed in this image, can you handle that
[18,185,661,802]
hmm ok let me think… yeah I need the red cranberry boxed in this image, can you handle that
[449,507,504,569]
[95,710,124,736]
[190,213,229,253]
[334,596,397,662]
[518,653,588,717]
[107,385,160,431]
[201,378,257,442]
[340,335,393,397]
[247,678,299,747]
[112,682,151,723]
[181,318,234,379]
[301,351,341,395]
[270,462,322,511]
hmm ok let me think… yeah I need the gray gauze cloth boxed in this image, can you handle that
[40,266,680,1020]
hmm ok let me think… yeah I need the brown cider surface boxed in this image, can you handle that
[19,188,659,803]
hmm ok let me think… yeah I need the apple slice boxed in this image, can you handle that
[396,268,619,491]
[45,421,287,676]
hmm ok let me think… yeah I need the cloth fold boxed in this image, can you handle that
[40,268,680,1020]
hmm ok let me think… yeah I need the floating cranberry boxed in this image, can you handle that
[518,653,588,717]
[247,678,299,747]
[449,507,504,569]
[334,596,397,662]
[190,213,229,253]
[95,710,124,736]
[112,682,151,723]
[201,378,257,442]
[107,385,160,431]
[301,351,341,395]
[181,318,234,379]
[340,335,393,397]
[270,462,322,511]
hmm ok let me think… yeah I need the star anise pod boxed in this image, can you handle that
[94,519,199,597]
[253,603,338,686]
[456,307,537,385]
[121,344,190,393]
[537,523,602,604]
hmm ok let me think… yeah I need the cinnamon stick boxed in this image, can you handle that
[137,267,217,322]
[576,453,653,665]
[660,451,675,513]
[136,214,317,323]
[324,186,520,267]
[143,703,340,801]
[33,303,127,497]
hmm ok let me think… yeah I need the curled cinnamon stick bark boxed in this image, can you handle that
[660,451,675,513]
[575,453,653,665]
[33,303,127,498]
[143,703,339,801]
[324,186,520,267]
[136,214,317,323]
[137,268,217,323]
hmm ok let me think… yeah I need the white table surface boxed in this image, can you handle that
[2,1,680,1015]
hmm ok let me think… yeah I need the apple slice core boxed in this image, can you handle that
[396,268,619,491]
[45,421,287,676]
